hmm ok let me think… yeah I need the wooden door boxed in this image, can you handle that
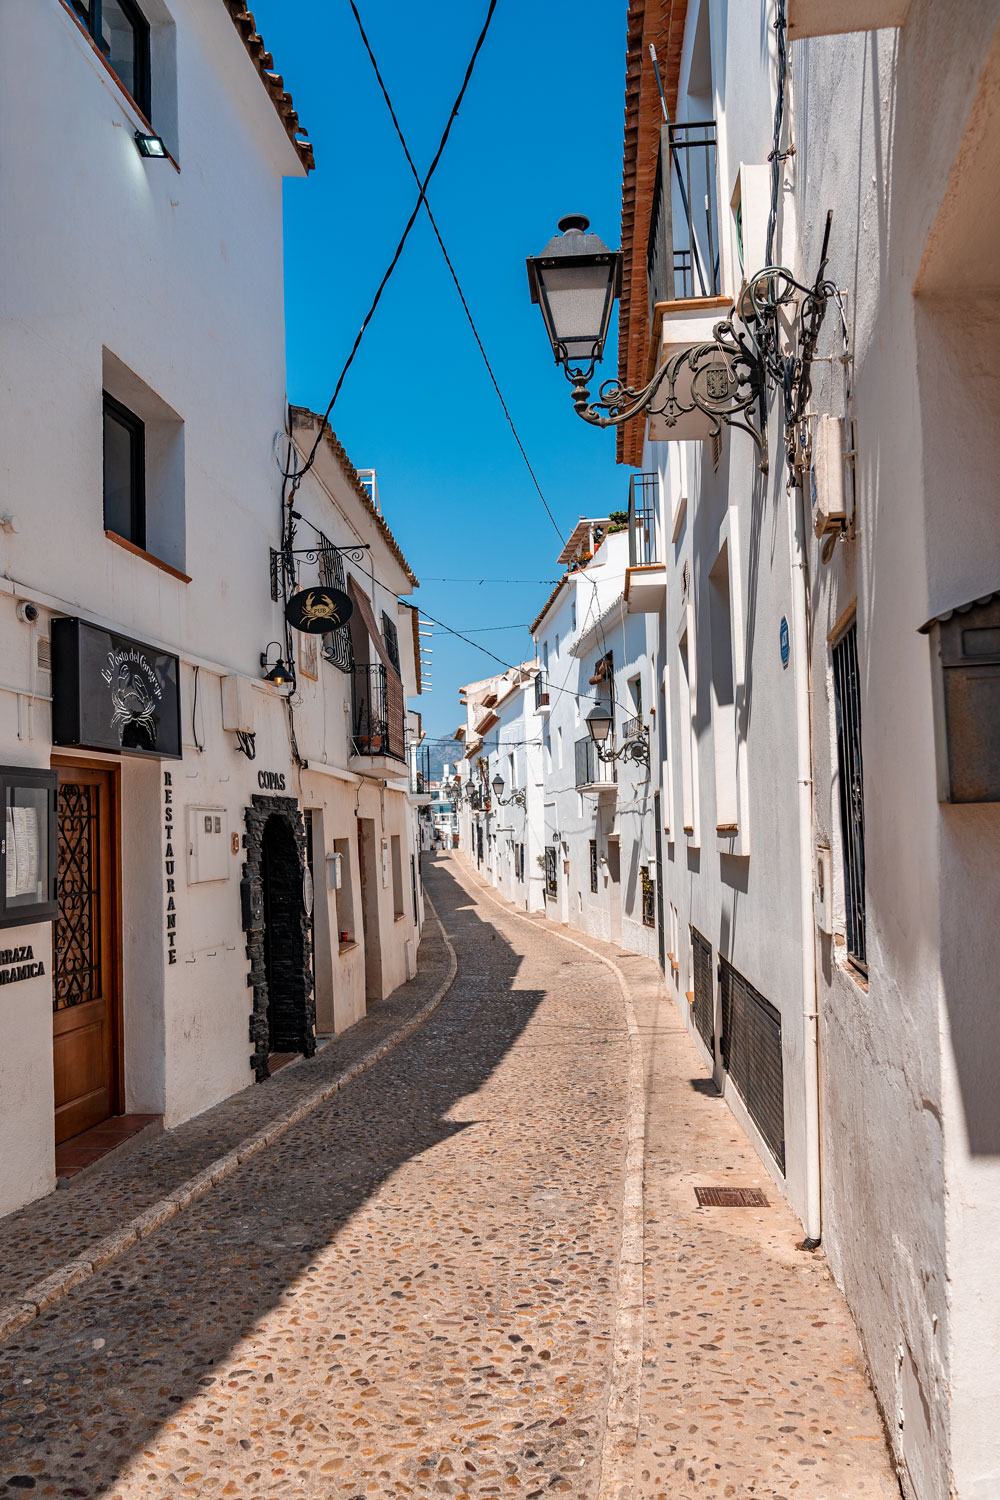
[52,765,120,1144]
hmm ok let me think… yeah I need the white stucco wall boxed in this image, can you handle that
[0,0,423,1216]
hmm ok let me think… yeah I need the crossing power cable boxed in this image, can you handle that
[348,0,565,545]
[286,0,499,489]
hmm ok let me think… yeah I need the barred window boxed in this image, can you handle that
[381,611,401,674]
[641,866,656,927]
[319,542,354,673]
[589,839,598,893]
[544,846,558,898]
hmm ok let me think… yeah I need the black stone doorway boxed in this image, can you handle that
[242,795,316,1081]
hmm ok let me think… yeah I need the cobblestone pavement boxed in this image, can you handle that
[459,860,899,1500]
[0,857,629,1498]
[0,854,899,1499]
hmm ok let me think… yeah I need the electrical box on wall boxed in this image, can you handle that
[814,845,833,934]
[921,592,1000,802]
[221,675,255,734]
[326,851,343,891]
[380,838,390,889]
[811,416,850,537]
[187,806,229,884]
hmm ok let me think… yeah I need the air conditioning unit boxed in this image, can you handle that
[810,415,849,537]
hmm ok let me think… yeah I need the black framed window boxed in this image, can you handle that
[589,839,598,893]
[71,0,151,118]
[103,392,146,550]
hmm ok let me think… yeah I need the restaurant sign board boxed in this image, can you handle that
[52,618,182,759]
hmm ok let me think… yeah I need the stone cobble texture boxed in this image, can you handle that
[459,857,899,1500]
[0,857,628,1498]
[0,907,453,1316]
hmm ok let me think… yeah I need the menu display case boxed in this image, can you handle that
[0,767,58,928]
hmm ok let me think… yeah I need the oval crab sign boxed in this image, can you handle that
[284,586,353,634]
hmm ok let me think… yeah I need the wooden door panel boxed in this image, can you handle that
[52,766,119,1145]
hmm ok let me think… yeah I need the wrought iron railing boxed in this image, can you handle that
[627,472,660,567]
[534,672,550,709]
[351,663,405,761]
[410,744,431,795]
[575,737,616,789]
[646,120,720,323]
[622,714,643,742]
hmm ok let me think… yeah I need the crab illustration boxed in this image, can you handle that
[110,663,157,746]
[299,590,344,629]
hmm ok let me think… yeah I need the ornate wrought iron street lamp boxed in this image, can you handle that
[526,215,768,470]
[491,774,526,808]
[585,703,649,767]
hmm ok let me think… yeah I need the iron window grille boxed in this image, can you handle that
[71,0,151,117]
[691,926,714,1051]
[544,846,558,898]
[589,839,598,893]
[719,956,786,1173]
[641,867,656,928]
[381,612,401,674]
[318,541,354,673]
[534,672,550,708]
[832,623,867,972]
[103,391,145,551]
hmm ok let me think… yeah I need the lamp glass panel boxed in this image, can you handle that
[538,262,615,363]
[587,708,612,744]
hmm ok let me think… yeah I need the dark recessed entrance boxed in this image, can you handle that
[242,795,315,1081]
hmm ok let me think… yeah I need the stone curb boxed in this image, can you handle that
[0,894,458,1346]
[440,855,647,1500]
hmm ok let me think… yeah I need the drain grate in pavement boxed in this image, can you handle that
[695,1186,769,1208]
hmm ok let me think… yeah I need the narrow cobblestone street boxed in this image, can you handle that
[0,855,897,1499]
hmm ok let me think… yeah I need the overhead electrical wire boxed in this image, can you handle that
[286,0,499,490]
[347,0,565,545]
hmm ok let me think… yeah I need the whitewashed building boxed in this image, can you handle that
[549,2,1000,1496]
[528,520,661,955]
[0,0,422,1217]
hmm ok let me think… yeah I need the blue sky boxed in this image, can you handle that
[252,0,629,749]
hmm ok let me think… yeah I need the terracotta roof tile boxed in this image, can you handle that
[288,407,419,587]
[223,2,315,172]
[529,573,572,637]
[616,0,688,466]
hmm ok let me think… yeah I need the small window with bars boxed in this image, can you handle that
[544,846,558,898]
[318,543,354,673]
[589,839,598,893]
[832,622,866,973]
[641,866,656,928]
[381,611,401,674]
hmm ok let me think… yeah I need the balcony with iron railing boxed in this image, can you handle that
[351,662,406,763]
[575,736,617,794]
[621,714,643,742]
[409,743,433,800]
[624,471,666,614]
[534,672,550,712]
[646,120,721,321]
[645,119,733,447]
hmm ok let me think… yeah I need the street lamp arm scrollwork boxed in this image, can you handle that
[564,316,768,472]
